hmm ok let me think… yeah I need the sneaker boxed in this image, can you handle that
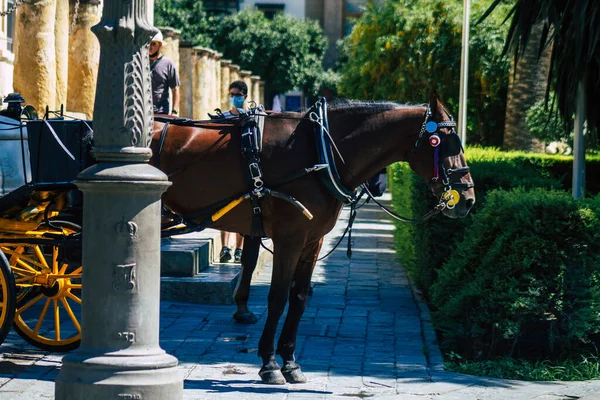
[234,248,243,263]
[219,246,232,263]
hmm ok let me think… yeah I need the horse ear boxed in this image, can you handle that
[429,90,439,112]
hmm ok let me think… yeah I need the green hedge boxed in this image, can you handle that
[389,148,600,296]
[431,189,600,360]
[388,148,600,359]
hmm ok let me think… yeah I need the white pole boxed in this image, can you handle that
[573,80,586,199]
[458,0,470,144]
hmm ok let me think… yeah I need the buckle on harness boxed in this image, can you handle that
[249,162,263,188]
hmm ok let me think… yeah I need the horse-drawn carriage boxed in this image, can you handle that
[0,98,92,351]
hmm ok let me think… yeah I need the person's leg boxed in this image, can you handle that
[220,231,232,262]
[234,234,244,263]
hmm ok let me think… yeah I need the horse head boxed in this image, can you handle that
[407,92,475,218]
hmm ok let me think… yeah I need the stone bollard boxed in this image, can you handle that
[54,0,183,398]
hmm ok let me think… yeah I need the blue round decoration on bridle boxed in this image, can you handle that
[425,121,438,133]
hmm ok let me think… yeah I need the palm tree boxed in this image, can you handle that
[482,0,599,197]
[482,0,600,135]
[502,22,551,151]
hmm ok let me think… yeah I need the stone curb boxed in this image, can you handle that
[408,280,445,371]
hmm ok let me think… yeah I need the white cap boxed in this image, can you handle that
[152,31,164,45]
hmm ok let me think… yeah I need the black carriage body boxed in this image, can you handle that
[0,119,93,218]
[26,120,94,186]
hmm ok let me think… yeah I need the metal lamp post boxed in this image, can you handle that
[458,0,470,144]
[54,0,183,398]
[573,81,586,199]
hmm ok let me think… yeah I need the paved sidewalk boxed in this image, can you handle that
[1,193,600,399]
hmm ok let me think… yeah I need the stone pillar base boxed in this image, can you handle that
[56,351,182,400]
[54,163,181,400]
[55,352,183,400]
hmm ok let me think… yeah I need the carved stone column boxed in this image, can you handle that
[220,59,231,111]
[54,0,183,398]
[14,0,57,112]
[179,41,193,119]
[67,0,101,119]
[55,0,69,109]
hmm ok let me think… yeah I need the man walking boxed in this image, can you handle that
[150,31,180,115]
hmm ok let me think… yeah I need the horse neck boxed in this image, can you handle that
[329,105,425,189]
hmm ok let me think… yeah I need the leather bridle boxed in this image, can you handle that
[410,104,474,210]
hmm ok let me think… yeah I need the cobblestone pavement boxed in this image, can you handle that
[1,194,600,399]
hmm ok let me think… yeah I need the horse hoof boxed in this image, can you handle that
[233,310,257,324]
[259,367,286,385]
[281,365,307,384]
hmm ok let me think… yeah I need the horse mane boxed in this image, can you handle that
[327,99,425,115]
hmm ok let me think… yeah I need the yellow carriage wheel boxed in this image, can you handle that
[0,251,16,345]
[4,221,82,352]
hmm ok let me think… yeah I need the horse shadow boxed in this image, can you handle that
[184,378,331,395]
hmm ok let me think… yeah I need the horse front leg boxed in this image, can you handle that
[232,235,261,324]
[277,237,323,384]
[258,237,304,385]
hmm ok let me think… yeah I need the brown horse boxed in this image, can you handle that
[150,93,475,384]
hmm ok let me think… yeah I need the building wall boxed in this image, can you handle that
[241,0,305,19]
[305,0,324,26]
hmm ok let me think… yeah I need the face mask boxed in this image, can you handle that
[230,95,244,109]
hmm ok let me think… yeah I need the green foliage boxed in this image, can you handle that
[308,69,342,100]
[154,7,329,100]
[430,189,600,360]
[525,94,599,150]
[154,0,211,45]
[390,147,565,293]
[339,0,511,146]
[525,93,571,144]
[207,10,328,98]
[390,147,600,299]
[446,354,600,381]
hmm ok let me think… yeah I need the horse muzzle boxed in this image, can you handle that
[439,187,475,218]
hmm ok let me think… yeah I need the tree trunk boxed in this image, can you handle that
[503,23,552,151]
